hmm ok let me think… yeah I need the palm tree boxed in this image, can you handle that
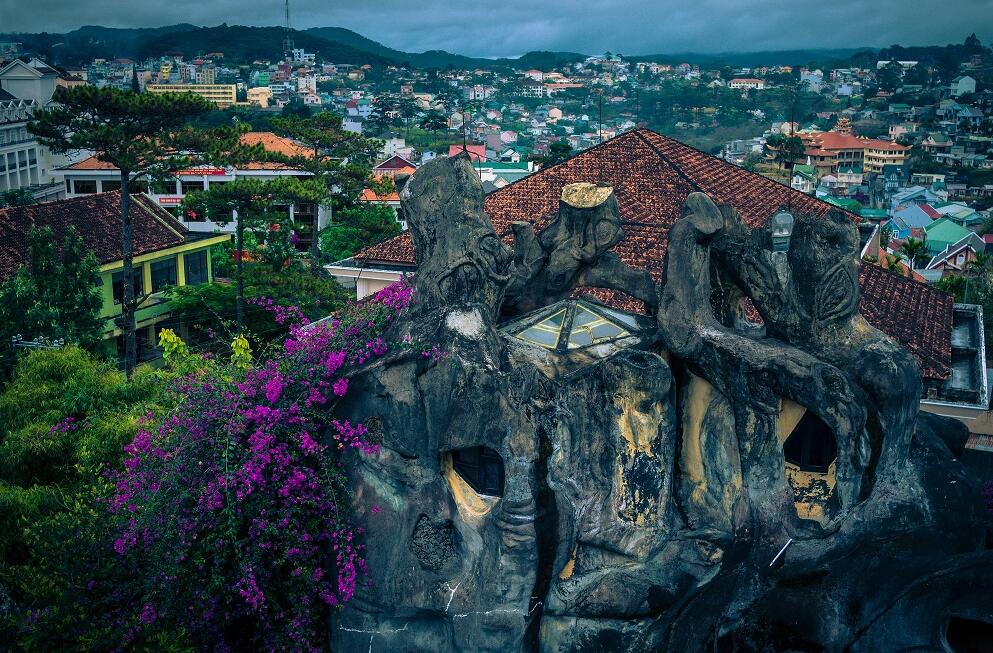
[900,237,929,271]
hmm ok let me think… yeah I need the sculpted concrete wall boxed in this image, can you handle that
[330,154,993,652]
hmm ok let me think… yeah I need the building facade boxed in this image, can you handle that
[146,83,237,108]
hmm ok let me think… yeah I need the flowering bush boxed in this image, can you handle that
[109,279,414,652]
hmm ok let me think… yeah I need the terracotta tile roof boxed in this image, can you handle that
[360,188,401,202]
[60,132,312,172]
[858,262,952,380]
[0,191,188,280]
[356,128,953,380]
[374,155,417,172]
[448,144,486,162]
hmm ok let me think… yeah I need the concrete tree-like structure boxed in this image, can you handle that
[330,154,993,653]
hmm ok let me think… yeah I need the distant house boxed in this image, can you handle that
[0,192,228,361]
[886,203,939,240]
[924,231,985,276]
[728,78,766,90]
[924,216,973,255]
[448,144,486,162]
[950,75,977,98]
[891,185,941,209]
[791,164,817,194]
[373,155,417,179]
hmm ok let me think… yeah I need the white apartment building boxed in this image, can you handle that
[55,132,330,248]
[0,58,70,199]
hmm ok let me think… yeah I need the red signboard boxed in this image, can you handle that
[176,168,229,176]
[158,197,182,205]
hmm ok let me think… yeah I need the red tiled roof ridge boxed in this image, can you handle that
[353,128,949,380]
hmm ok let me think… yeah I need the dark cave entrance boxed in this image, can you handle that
[783,411,838,473]
[451,445,505,497]
[945,616,993,653]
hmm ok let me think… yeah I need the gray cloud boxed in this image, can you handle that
[1,0,991,57]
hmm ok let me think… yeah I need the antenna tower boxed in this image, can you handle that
[283,0,294,60]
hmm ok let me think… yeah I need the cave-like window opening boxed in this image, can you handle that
[944,616,993,653]
[452,446,504,497]
[783,412,837,473]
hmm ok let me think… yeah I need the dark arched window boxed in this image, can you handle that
[783,412,837,473]
[451,446,504,497]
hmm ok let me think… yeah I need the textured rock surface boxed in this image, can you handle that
[329,156,993,652]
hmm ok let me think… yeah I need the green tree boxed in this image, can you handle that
[182,177,323,330]
[365,100,396,135]
[164,261,348,351]
[538,139,574,167]
[28,86,260,377]
[900,237,929,271]
[0,346,178,651]
[396,96,420,138]
[0,188,36,208]
[0,226,103,379]
[319,203,403,263]
[420,109,448,135]
[271,111,380,273]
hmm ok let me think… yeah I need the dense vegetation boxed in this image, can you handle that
[0,279,416,651]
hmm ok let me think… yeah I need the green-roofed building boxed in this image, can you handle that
[823,196,863,213]
[859,208,889,222]
[923,217,972,255]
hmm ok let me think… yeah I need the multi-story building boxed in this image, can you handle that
[0,58,68,200]
[145,83,237,108]
[55,131,330,248]
[0,191,228,362]
[0,91,43,193]
[728,78,766,90]
[799,131,909,174]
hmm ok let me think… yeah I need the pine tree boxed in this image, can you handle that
[29,86,264,376]
[271,111,380,273]
[182,176,324,330]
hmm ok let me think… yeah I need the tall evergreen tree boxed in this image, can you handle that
[271,111,380,273]
[29,86,263,376]
[182,176,325,330]
[0,226,103,378]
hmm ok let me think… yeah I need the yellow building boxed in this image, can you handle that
[246,86,272,108]
[146,83,237,108]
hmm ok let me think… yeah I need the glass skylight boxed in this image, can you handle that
[509,301,636,352]
[516,309,567,348]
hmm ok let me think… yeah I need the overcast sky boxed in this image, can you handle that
[2,0,991,57]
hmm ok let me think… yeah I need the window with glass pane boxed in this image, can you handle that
[101,180,121,192]
[184,251,208,285]
[73,179,97,194]
[150,258,178,292]
[515,309,567,348]
[112,268,144,304]
[451,446,504,496]
[566,306,628,348]
[181,180,205,195]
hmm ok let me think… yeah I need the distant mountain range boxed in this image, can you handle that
[0,23,884,70]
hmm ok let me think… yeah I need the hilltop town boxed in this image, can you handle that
[1,18,992,653]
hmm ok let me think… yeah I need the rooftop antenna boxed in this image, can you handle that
[282,0,294,61]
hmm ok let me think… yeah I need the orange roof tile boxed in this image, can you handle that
[60,132,312,172]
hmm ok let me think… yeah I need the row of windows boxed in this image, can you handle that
[110,251,209,304]
[68,178,233,195]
